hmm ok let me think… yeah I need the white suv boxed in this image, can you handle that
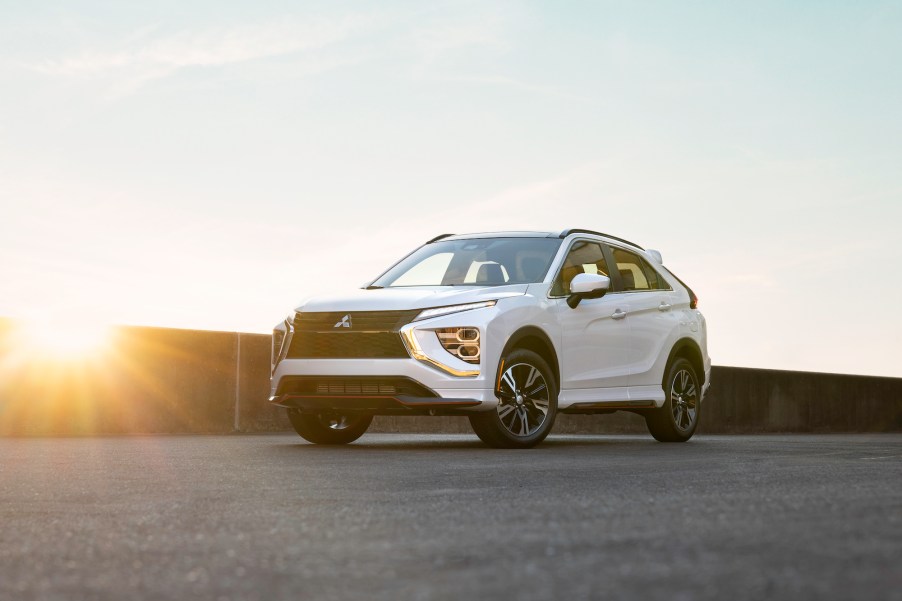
[271,229,710,448]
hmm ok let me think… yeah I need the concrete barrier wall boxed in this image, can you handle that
[0,320,899,435]
[0,322,285,436]
[704,365,902,432]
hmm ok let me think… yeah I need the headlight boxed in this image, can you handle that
[413,300,496,322]
[436,328,481,364]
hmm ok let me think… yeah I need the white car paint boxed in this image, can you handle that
[270,231,711,414]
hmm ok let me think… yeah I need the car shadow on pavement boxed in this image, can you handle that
[273,434,661,452]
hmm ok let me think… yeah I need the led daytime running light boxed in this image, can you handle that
[414,300,497,322]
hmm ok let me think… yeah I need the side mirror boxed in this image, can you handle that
[567,273,611,308]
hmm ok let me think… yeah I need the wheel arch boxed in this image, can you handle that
[664,338,706,388]
[498,326,560,390]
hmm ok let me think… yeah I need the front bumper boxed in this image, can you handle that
[272,393,485,415]
[270,305,508,415]
[270,359,498,415]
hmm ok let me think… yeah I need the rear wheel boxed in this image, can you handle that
[469,349,558,449]
[287,410,373,445]
[645,357,700,442]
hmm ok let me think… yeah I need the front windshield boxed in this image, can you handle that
[372,237,563,288]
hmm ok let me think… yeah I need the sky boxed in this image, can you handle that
[1,1,900,377]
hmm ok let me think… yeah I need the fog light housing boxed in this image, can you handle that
[436,328,481,364]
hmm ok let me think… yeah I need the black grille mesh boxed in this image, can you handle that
[293,310,421,332]
[286,310,419,359]
[286,332,408,359]
[277,377,437,398]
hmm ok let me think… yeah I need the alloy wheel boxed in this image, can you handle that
[670,369,698,433]
[496,363,551,437]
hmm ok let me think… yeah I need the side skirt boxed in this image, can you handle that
[558,384,665,414]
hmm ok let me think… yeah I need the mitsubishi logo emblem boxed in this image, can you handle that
[334,314,352,328]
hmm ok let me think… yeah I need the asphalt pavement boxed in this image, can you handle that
[1,433,900,601]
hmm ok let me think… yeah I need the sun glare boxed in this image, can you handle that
[16,319,113,359]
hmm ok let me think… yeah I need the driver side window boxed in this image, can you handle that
[551,241,609,296]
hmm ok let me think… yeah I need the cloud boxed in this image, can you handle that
[23,6,574,102]
[405,6,582,100]
[30,14,378,95]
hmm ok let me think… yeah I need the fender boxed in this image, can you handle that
[497,326,561,391]
[663,338,706,387]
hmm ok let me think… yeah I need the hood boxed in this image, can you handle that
[296,285,529,313]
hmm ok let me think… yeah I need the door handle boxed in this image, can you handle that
[612,309,627,320]
[658,302,672,312]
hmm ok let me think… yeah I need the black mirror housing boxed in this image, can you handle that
[567,288,606,308]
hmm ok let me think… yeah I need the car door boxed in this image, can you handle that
[608,246,680,389]
[549,240,632,390]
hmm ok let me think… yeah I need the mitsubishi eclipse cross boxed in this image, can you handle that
[270,229,710,448]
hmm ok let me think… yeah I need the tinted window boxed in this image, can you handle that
[551,241,610,296]
[373,238,563,288]
[611,248,670,291]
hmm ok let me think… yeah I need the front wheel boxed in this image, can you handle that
[469,349,558,449]
[645,357,701,442]
[287,410,373,445]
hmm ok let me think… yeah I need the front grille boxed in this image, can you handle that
[286,332,409,359]
[318,382,397,395]
[277,376,437,398]
[294,310,421,332]
[286,310,419,359]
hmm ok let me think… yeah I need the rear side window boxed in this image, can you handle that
[611,248,670,291]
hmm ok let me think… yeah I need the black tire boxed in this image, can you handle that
[645,357,701,442]
[469,349,558,449]
[287,410,373,445]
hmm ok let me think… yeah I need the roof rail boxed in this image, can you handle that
[426,233,455,244]
[558,229,644,250]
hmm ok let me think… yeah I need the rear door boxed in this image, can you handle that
[608,246,680,388]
